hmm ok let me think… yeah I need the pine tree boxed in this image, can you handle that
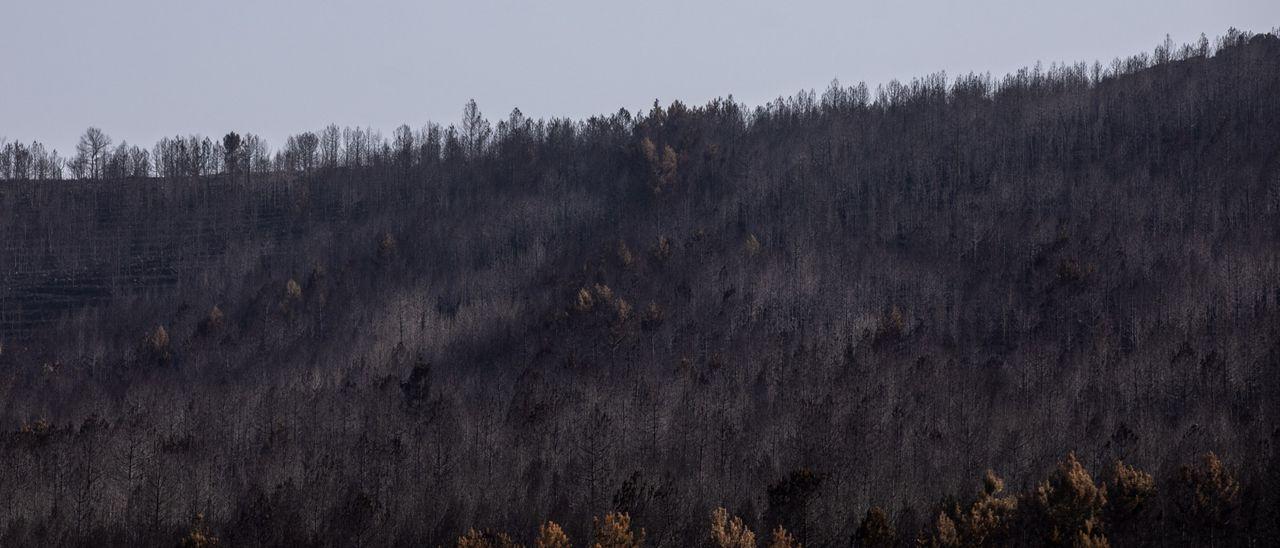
[457,528,521,548]
[400,352,434,410]
[854,506,895,547]
[1168,452,1240,542]
[920,512,959,548]
[1102,460,1154,542]
[281,279,303,317]
[766,525,799,548]
[1031,453,1107,546]
[203,305,225,334]
[593,512,643,548]
[764,469,823,546]
[141,325,172,366]
[961,470,1019,545]
[178,513,219,547]
[743,234,761,257]
[710,507,756,548]
[535,521,571,548]
[640,138,678,194]
[921,470,1017,547]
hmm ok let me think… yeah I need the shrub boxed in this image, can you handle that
[710,507,756,548]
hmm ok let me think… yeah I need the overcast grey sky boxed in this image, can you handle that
[2,0,1277,155]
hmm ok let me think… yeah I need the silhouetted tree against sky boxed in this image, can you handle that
[461,98,491,159]
[74,127,111,179]
[221,132,241,177]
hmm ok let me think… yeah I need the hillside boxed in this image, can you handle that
[1,30,1279,546]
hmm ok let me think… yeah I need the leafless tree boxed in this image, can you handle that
[74,127,112,179]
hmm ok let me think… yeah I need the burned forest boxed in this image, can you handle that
[1,29,1279,547]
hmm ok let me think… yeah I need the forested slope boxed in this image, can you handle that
[1,30,1278,546]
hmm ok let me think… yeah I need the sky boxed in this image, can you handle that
[2,0,1277,155]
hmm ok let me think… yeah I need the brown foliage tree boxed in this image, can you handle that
[927,512,960,547]
[593,512,643,548]
[178,513,220,547]
[458,528,521,548]
[922,470,1018,547]
[766,525,799,548]
[141,325,172,366]
[535,521,571,548]
[854,506,895,547]
[764,468,823,546]
[709,507,756,548]
[1102,460,1154,538]
[1031,453,1107,546]
[1168,452,1241,541]
[640,138,678,194]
